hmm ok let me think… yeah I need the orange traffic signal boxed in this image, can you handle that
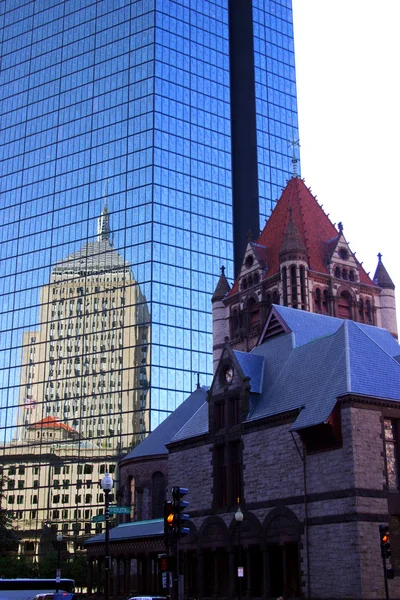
[379,524,391,559]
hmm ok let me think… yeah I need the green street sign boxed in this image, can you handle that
[109,506,130,515]
[92,514,106,523]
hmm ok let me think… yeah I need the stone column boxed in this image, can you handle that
[87,557,93,596]
[213,550,219,596]
[263,547,269,600]
[229,550,236,598]
[246,549,252,598]
[124,556,131,597]
[197,549,204,599]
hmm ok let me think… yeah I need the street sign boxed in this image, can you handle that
[56,569,61,583]
[92,514,106,523]
[238,566,244,578]
[109,506,130,514]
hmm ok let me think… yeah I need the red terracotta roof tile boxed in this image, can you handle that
[29,416,74,432]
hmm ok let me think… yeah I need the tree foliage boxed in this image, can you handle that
[0,475,18,557]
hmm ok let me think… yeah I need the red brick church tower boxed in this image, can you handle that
[213,177,397,367]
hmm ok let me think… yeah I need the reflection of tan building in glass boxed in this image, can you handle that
[2,208,150,558]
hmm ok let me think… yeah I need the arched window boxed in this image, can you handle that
[365,300,372,324]
[335,266,341,278]
[338,291,352,320]
[247,297,260,331]
[349,270,355,282]
[358,298,364,322]
[152,472,165,519]
[230,309,239,337]
[282,267,288,306]
[290,265,297,308]
[342,269,348,281]
[129,477,135,519]
[315,288,322,312]
[300,266,306,309]
[323,289,329,314]
[272,289,279,305]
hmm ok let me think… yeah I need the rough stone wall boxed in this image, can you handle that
[377,288,398,339]
[168,444,213,514]
[241,406,400,599]
[119,456,168,520]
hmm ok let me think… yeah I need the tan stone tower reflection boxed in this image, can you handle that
[4,207,150,559]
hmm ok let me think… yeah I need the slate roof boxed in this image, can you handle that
[171,307,400,443]
[234,351,265,393]
[270,305,400,356]
[84,518,164,546]
[212,267,231,302]
[228,177,375,296]
[171,401,208,443]
[120,387,208,462]
[374,255,395,289]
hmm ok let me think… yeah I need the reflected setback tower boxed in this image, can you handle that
[0,0,300,557]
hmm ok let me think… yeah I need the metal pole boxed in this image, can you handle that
[56,538,61,594]
[238,522,241,600]
[382,555,389,600]
[105,489,110,600]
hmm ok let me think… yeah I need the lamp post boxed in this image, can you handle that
[56,532,63,593]
[101,473,114,600]
[235,506,244,600]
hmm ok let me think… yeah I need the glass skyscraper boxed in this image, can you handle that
[0,0,299,558]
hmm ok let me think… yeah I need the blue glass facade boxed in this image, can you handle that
[0,0,299,554]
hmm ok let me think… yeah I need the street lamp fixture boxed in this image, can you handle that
[235,506,244,600]
[101,473,114,600]
[56,532,63,593]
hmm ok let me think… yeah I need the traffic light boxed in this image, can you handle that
[172,486,190,537]
[379,524,391,559]
[158,553,176,573]
[164,500,175,542]
[387,568,395,580]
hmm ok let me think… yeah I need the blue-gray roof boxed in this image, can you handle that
[249,318,400,430]
[84,519,164,546]
[172,307,400,442]
[120,387,208,462]
[171,401,208,442]
[272,304,399,356]
[234,351,265,393]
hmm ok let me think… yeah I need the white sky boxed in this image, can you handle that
[292,1,400,311]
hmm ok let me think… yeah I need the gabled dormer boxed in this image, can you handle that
[238,240,267,294]
[208,344,250,436]
[327,223,360,285]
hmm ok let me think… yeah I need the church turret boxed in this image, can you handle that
[374,253,398,339]
[212,266,231,373]
[279,206,309,310]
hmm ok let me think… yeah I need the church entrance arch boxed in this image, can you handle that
[264,507,301,599]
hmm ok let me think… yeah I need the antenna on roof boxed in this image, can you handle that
[196,372,200,389]
[288,137,300,177]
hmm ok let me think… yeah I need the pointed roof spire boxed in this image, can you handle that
[212,265,231,302]
[98,203,111,242]
[279,204,307,259]
[288,137,300,177]
[373,253,395,289]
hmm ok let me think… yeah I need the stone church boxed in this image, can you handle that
[86,178,400,600]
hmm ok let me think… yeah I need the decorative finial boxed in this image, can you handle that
[196,372,200,389]
[338,222,343,233]
[378,252,382,262]
[221,265,225,275]
[247,229,253,242]
[288,137,300,177]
